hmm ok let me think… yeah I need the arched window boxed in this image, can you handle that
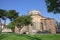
[40,22,43,31]
[32,22,36,30]
[44,20,46,26]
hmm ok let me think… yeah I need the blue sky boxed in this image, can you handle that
[0,0,60,24]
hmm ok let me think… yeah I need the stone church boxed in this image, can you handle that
[15,10,56,34]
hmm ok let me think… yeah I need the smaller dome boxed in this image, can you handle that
[28,10,41,15]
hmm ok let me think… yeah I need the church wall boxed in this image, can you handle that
[15,10,56,34]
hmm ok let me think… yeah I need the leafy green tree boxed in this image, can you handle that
[14,16,24,33]
[7,10,18,21]
[7,21,15,32]
[0,9,6,25]
[14,15,32,34]
[24,15,32,32]
[56,21,60,28]
[24,15,32,26]
[45,0,60,14]
[7,10,18,32]
[0,9,6,33]
[2,10,7,28]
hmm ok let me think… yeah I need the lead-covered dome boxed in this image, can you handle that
[28,10,41,15]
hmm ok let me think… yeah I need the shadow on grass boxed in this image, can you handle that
[0,34,8,40]
[17,34,41,40]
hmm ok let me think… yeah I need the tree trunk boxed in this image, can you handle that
[18,27,23,34]
[18,26,23,34]
[0,18,2,33]
[27,25,29,34]
[0,18,1,24]
[0,18,2,27]
[12,29,14,33]
[19,28,21,34]
[4,19,6,29]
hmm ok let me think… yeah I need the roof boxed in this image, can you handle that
[28,10,41,15]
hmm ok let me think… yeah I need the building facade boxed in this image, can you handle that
[15,10,56,34]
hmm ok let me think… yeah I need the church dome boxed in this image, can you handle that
[28,10,41,15]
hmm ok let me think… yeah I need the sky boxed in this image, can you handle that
[0,0,60,24]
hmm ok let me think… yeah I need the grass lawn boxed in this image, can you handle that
[0,33,60,40]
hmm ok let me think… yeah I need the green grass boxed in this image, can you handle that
[0,33,60,40]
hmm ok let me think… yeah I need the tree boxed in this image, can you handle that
[56,21,60,33]
[56,21,60,29]
[0,9,6,33]
[45,0,60,14]
[7,10,18,21]
[14,15,32,34]
[14,16,24,34]
[24,15,32,32]
[0,9,6,26]
[2,10,7,28]
[24,15,32,26]
[7,10,18,33]
[7,21,15,32]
